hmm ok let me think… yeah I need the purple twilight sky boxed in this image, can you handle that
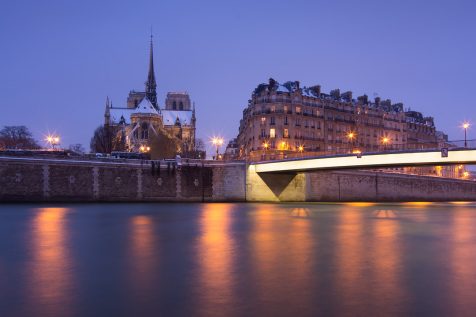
[1,0,475,152]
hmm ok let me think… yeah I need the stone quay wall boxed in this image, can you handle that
[306,170,476,202]
[246,167,476,202]
[0,157,246,202]
[1,156,475,202]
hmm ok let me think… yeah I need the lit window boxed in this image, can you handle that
[270,128,276,138]
[261,117,266,124]
[284,129,289,138]
[295,106,301,113]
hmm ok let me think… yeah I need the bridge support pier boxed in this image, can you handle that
[246,165,307,201]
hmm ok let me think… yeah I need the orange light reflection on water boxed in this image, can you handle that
[450,208,476,316]
[129,215,156,296]
[334,207,365,315]
[198,203,235,313]
[29,207,73,316]
[250,206,315,316]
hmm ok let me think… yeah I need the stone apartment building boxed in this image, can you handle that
[236,78,440,159]
[234,78,465,178]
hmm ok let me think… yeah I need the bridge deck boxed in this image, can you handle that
[252,149,476,173]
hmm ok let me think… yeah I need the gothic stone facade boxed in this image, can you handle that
[103,39,196,154]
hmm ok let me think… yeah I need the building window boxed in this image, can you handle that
[284,128,289,138]
[179,101,184,110]
[284,116,288,125]
[270,128,276,138]
[141,122,149,139]
[261,117,266,124]
[295,106,301,114]
[270,117,275,125]
[295,118,301,126]
[261,129,266,137]
[173,101,177,110]
[271,105,276,112]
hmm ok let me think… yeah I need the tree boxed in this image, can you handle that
[90,125,112,153]
[148,130,178,159]
[0,126,40,149]
[195,138,205,152]
[68,143,85,154]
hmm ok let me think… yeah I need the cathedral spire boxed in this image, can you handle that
[145,33,158,109]
[104,96,111,125]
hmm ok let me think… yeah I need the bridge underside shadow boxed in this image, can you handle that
[246,167,307,201]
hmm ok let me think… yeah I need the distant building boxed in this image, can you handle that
[104,37,196,155]
[223,138,239,160]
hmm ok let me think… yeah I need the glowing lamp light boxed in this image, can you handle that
[381,137,390,144]
[263,142,269,149]
[298,145,304,152]
[463,122,470,130]
[45,134,60,149]
[211,136,225,160]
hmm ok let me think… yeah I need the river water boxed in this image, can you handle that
[1,202,476,316]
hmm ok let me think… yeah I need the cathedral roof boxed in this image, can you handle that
[162,110,193,126]
[110,107,133,124]
[132,98,160,116]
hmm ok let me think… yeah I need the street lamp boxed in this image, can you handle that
[347,131,356,153]
[139,145,150,153]
[298,145,304,157]
[381,137,390,151]
[263,142,269,160]
[462,122,470,148]
[211,137,224,160]
[45,134,60,150]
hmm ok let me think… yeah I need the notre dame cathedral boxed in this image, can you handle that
[103,36,196,156]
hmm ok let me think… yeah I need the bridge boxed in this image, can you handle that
[251,148,476,173]
[246,148,476,202]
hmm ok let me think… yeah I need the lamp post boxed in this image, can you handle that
[347,131,355,153]
[212,137,224,160]
[263,142,269,160]
[463,122,470,148]
[298,145,304,157]
[381,137,389,151]
[45,135,60,150]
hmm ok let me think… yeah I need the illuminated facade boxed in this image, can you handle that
[233,78,466,178]
[236,78,440,160]
[104,38,196,154]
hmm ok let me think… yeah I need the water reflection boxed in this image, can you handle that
[450,207,476,316]
[369,209,405,315]
[250,205,315,316]
[129,215,156,299]
[197,203,235,314]
[28,207,73,316]
[334,206,366,315]
[3,203,476,316]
